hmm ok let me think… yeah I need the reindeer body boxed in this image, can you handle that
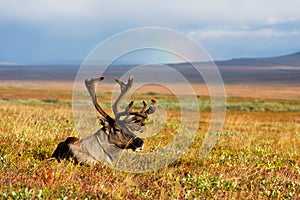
[51,76,156,165]
[68,129,121,165]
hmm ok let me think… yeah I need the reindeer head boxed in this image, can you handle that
[85,76,157,152]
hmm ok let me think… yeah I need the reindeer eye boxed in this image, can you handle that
[114,127,121,132]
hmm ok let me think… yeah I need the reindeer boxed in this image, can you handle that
[51,76,157,165]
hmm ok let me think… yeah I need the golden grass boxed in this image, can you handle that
[0,92,299,199]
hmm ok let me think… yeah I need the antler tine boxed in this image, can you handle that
[127,98,157,128]
[129,99,157,117]
[115,100,134,121]
[145,99,157,114]
[113,76,134,117]
[140,100,147,113]
[85,77,114,124]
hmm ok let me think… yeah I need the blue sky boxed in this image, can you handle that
[0,0,300,64]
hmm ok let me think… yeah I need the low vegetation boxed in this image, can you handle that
[0,93,299,199]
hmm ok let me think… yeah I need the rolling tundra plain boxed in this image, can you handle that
[0,79,299,199]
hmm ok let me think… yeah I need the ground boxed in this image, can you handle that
[0,81,299,199]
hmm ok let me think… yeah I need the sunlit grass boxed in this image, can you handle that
[0,95,299,199]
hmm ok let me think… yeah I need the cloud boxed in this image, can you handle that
[1,1,300,40]
[266,17,298,25]
[1,0,300,26]
[0,0,98,24]
[1,0,300,62]
[188,28,300,39]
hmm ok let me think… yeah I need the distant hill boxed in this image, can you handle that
[0,62,23,66]
[168,51,300,83]
[0,64,79,81]
[0,51,299,83]
[216,51,300,67]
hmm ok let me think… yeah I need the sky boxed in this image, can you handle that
[0,0,300,64]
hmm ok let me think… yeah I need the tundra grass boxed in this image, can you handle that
[0,97,299,199]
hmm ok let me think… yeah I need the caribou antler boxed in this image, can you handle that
[112,76,133,116]
[130,99,157,127]
[85,77,115,124]
[85,76,157,132]
[113,77,157,132]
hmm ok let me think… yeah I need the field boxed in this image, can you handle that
[0,82,299,199]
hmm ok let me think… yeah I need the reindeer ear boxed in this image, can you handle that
[99,118,110,134]
[100,118,106,126]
